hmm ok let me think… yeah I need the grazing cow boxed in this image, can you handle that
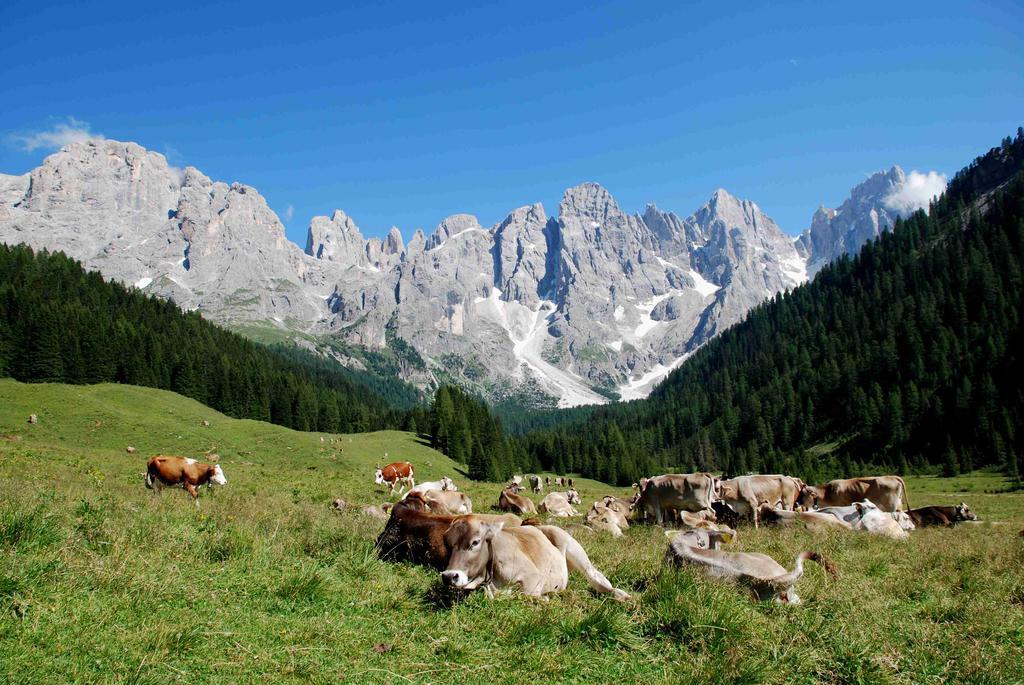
[440,516,630,601]
[797,476,908,512]
[758,505,854,532]
[665,528,836,603]
[717,475,803,527]
[540,491,580,517]
[498,486,537,515]
[374,461,415,495]
[552,477,565,487]
[906,503,977,527]
[375,495,521,569]
[405,476,457,497]
[637,473,717,524]
[545,477,550,486]
[145,455,227,505]
[510,475,524,487]
[529,474,543,494]
[568,478,574,488]
[420,490,473,515]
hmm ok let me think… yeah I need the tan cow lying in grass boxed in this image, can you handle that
[665,528,836,604]
[440,516,630,601]
[498,486,537,515]
[586,496,632,536]
[376,494,521,570]
[539,489,581,517]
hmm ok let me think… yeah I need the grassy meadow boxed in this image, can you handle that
[1,379,1023,684]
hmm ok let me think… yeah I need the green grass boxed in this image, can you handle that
[1,379,1023,684]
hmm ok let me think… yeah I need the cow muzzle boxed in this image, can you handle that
[441,570,469,588]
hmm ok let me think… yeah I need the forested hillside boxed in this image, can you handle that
[514,129,1024,485]
[0,244,423,433]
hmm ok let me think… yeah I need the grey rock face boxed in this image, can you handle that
[1,139,820,406]
[795,166,907,276]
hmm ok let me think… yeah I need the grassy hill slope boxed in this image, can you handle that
[2,380,1023,684]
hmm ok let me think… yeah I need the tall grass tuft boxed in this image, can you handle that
[274,565,327,605]
[0,505,60,551]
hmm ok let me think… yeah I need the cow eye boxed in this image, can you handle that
[471,539,480,547]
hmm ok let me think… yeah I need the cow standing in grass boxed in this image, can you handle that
[145,455,227,505]
[375,461,415,495]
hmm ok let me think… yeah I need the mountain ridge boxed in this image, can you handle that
[0,139,930,407]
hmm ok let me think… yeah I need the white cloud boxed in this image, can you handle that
[884,170,947,214]
[10,117,103,152]
[284,204,295,222]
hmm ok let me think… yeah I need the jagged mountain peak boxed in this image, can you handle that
[559,182,622,221]
[1,140,830,408]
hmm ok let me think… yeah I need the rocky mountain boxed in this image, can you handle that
[1,139,814,407]
[795,166,935,277]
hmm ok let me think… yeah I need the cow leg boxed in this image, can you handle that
[539,526,630,602]
[184,482,200,506]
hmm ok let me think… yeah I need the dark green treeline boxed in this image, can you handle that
[0,244,420,434]
[510,129,1024,485]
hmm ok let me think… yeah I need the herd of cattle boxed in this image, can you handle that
[368,461,981,604]
[140,454,985,604]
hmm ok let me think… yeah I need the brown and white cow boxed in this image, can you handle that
[637,473,717,524]
[797,476,908,512]
[498,486,537,515]
[440,516,630,601]
[906,503,977,527]
[375,494,521,570]
[145,455,227,505]
[374,461,415,495]
[665,527,836,603]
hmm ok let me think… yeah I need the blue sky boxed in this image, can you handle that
[1,1,1021,245]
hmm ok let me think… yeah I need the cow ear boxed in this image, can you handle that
[855,502,865,514]
[482,522,504,540]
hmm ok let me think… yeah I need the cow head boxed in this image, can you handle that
[209,464,228,486]
[890,511,916,531]
[666,526,735,551]
[853,499,880,516]
[954,502,977,522]
[374,467,385,485]
[440,476,457,491]
[441,517,503,590]
[796,486,820,510]
[565,488,581,505]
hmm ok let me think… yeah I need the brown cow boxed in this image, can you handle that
[145,455,227,505]
[717,475,803,528]
[375,495,521,570]
[498,486,537,515]
[374,461,415,495]
[797,476,908,512]
[906,503,977,528]
[637,473,717,524]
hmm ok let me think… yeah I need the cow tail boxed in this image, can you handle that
[770,551,838,590]
[144,469,154,490]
